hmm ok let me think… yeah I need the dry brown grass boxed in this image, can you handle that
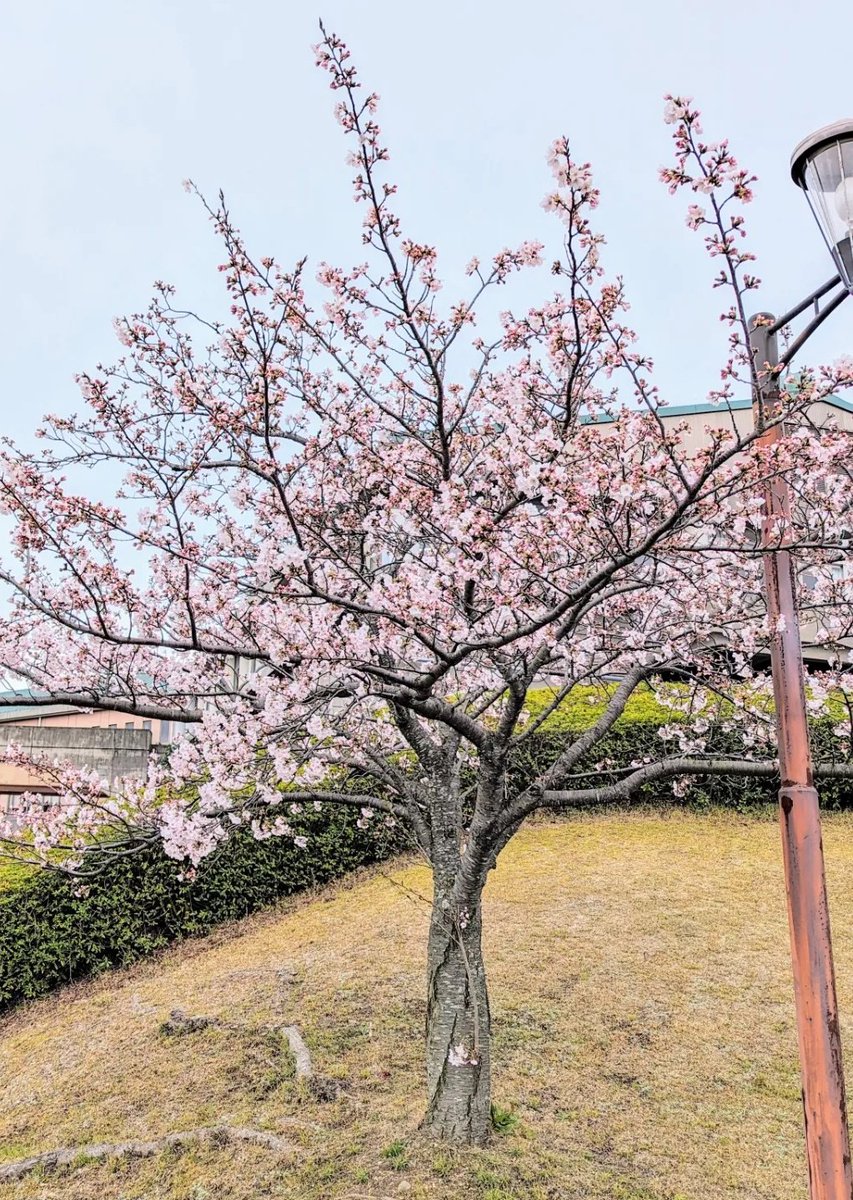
[3,808,853,1199]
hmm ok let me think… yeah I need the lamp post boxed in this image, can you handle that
[747,118,853,1199]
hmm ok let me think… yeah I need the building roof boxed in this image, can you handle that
[0,703,84,725]
[0,689,84,725]
[582,392,853,425]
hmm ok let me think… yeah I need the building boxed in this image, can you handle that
[592,394,853,669]
[0,696,176,743]
[0,694,176,810]
[649,393,853,452]
[0,725,152,814]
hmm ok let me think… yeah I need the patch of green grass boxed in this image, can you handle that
[0,1142,32,1163]
[490,1103,520,1135]
[381,1138,409,1169]
[0,856,34,892]
[473,1164,509,1187]
[311,1021,371,1056]
[431,1151,454,1176]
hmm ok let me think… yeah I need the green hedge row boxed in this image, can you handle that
[0,805,405,1012]
[514,694,853,813]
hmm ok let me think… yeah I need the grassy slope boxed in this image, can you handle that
[3,810,853,1199]
[0,860,33,894]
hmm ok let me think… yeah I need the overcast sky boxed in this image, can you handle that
[2,0,852,452]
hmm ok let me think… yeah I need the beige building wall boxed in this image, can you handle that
[586,395,853,665]
[665,396,853,453]
[0,725,153,809]
[0,705,181,802]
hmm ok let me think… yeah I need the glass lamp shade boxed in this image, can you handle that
[791,119,853,293]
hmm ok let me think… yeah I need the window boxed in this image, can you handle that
[142,720,152,731]
[125,721,135,730]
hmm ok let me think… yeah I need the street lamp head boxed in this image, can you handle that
[791,118,853,293]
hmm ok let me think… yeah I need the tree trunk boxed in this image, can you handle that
[422,893,491,1143]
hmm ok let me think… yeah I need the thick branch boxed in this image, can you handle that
[527,664,650,788]
[492,756,853,838]
[0,688,200,722]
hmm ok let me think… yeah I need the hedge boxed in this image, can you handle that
[515,684,853,813]
[1,686,851,1012]
[0,805,405,1012]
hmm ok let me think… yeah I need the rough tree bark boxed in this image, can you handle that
[423,889,491,1143]
[420,764,493,1145]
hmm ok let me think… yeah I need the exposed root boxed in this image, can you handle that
[158,1010,342,1099]
[279,1024,342,1101]
[281,1024,313,1080]
[159,1008,222,1035]
[0,1125,296,1183]
[157,1008,348,1101]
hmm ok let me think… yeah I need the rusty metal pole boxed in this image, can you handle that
[749,312,852,1199]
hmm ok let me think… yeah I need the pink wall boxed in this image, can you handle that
[5,709,174,743]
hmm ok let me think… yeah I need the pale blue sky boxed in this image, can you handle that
[2,0,852,451]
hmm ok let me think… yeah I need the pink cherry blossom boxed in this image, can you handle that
[1,29,852,1141]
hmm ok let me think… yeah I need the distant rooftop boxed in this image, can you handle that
[582,393,853,425]
[0,689,83,725]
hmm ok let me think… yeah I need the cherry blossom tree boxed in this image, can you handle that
[2,33,853,1142]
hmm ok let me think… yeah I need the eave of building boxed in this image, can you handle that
[581,393,853,425]
[0,704,84,725]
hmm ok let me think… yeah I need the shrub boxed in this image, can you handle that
[0,804,405,1011]
[513,685,853,813]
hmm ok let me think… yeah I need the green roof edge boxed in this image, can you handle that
[582,393,853,424]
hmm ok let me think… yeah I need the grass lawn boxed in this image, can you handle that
[3,808,853,1199]
[0,859,33,894]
